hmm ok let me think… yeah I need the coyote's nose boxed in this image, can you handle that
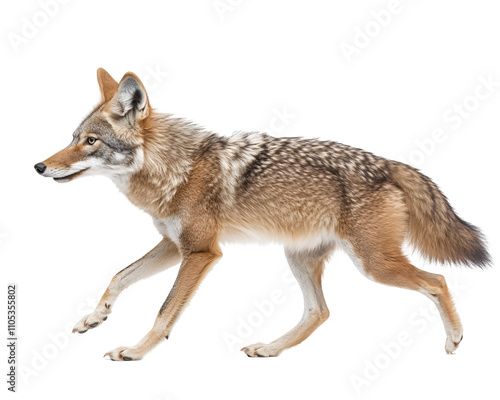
[34,163,47,175]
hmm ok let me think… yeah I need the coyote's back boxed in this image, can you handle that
[207,131,489,270]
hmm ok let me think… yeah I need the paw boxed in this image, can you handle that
[241,342,280,358]
[103,346,143,361]
[445,333,463,354]
[72,306,110,334]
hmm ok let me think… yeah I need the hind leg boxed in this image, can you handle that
[416,269,463,353]
[241,243,334,357]
[343,184,463,353]
[349,245,463,353]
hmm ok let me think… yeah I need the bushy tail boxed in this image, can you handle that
[388,161,491,268]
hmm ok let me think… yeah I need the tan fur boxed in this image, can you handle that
[43,142,87,169]
[35,68,490,360]
[389,162,488,266]
[339,188,464,353]
[97,68,119,103]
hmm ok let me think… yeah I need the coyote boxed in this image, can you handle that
[35,68,490,360]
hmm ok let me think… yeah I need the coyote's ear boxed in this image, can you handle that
[108,72,150,125]
[97,68,119,103]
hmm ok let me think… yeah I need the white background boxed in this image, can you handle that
[1,1,499,399]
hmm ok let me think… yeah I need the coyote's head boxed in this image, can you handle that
[35,68,148,183]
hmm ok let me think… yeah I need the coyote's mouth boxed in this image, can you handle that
[53,169,88,183]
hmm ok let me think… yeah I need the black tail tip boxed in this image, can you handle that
[467,245,492,269]
[457,217,492,269]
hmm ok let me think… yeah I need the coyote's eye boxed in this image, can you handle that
[86,137,97,145]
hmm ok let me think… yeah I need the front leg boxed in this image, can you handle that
[73,237,180,334]
[104,247,222,361]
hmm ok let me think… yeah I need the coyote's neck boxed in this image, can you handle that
[122,113,209,218]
